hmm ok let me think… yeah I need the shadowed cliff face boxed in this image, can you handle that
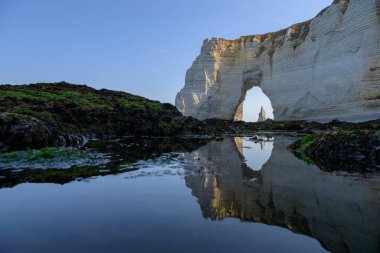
[176,0,380,122]
[184,137,380,253]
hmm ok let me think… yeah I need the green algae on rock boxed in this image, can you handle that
[289,131,380,172]
[0,82,199,151]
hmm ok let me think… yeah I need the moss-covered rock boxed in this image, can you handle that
[1,82,380,153]
[289,131,380,172]
[0,82,187,151]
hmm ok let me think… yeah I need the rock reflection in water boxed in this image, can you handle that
[0,137,210,188]
[184,137,380,253]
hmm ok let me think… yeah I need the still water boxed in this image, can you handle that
[0,136,379,253]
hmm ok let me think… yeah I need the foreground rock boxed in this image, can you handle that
[176,0,380,122]
[289,131,380,172]
[0,82,206,151]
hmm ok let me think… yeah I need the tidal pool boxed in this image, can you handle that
[0,136,379,253]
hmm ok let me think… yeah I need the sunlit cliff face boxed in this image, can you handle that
[176,0,380,122]
[184,137,380,253]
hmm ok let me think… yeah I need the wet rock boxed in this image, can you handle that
[289,131,380,172]
[0,113,58,152]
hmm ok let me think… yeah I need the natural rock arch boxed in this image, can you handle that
[234,68,273,121]
[239,87,273,122]
[176,0,380,122]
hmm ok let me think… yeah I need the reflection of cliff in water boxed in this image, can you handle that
[184,137,380,253]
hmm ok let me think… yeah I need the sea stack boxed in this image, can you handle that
[257,107,267,122]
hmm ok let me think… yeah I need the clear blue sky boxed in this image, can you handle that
[0,0,331,120]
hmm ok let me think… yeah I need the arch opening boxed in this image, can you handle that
[239,87,274,122]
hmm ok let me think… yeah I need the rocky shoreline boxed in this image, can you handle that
[1,82,380,172]
[0,82,203,151]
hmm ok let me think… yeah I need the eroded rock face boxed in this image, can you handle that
[176,0,380,122]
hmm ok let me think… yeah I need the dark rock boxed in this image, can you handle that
[1,82,380,152]
[289,131,380,172]
[0,113,56,152]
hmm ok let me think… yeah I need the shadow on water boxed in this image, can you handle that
[183,137,380,253]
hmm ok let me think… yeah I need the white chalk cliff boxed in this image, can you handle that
[176,0,380,122]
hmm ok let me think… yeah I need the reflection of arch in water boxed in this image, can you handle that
[184,137,380,253]
[234,137,273,171]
